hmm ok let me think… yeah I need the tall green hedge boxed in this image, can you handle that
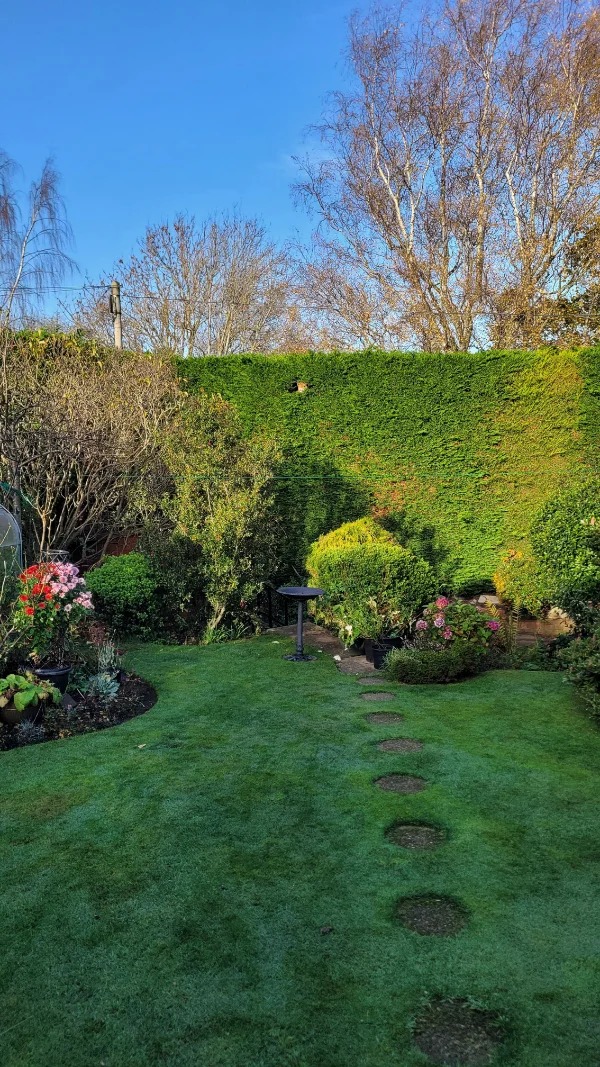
[178,349,600,591]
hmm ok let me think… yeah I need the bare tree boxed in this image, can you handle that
[0,152,73,525]
[73,213,306,355]
[0,153,73,327]
[297,0,600,350]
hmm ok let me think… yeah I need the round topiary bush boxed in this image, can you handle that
[307,521,435,642]
[86,552,159,637]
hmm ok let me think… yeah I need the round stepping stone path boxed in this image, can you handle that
[385,821,446,850]
[377,737,423,753]
[413,998,503,1065]
[394,895,468,936]
[361,690,395,702]
[375,773,427,794]
[365,712,405,725]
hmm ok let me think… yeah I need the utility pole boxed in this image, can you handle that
[109,280,122,349]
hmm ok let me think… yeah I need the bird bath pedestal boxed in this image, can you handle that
[276,586,325,661]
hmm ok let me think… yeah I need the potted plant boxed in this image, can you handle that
[0,672,61,725]
[13,562,94,693]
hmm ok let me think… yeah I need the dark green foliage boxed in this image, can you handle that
[177,348,600,589]
[384,642,491,683]
[496,477,600,613]
[306,527,435,640]
[531,478,600,611]
[87,553,159,637]
[0,641,598,1066]
[558,617,600,717]
[138,531,208,642]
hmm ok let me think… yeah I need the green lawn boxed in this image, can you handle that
[1,638,599,1066]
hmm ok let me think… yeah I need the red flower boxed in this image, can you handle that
[38,602,45,609]
[45,592,53,601]
[25,607,34,616]
[31,583,43,595]
[19,594,28,603]
[19,574,26,582]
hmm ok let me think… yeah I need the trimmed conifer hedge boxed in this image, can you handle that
[178,348,600,591]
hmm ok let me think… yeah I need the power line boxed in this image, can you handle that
[0,283,110,295]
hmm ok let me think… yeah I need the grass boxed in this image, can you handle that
[0,637,599,1066]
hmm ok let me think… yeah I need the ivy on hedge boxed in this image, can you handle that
[177,348,600,591]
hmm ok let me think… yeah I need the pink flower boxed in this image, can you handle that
[487,619,500,631]
[442,628,453,640]
[433,615,445,628]
[435,596,450,609]
[415,619,428,631]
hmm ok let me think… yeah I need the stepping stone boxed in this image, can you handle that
[361,691,394,702]
[385,822,446,850]
[365,712,405,725]
[377,738,423,753]
[413,998,503,1065]
[394,895,468,936]
[375,774,427,794]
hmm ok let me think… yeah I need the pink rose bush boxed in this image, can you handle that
[412,597,503,651]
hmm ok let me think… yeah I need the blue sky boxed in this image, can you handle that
[2,0,372,288]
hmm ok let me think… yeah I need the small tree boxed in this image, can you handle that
[161,393,281,635]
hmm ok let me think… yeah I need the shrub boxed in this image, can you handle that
[307,530,435,642]
[306,517,395,563]
[557,624,600,717]
[159,393,280,638]
[495,478,600,615]
[384,642,491,684]
[86,553,159,637]
[413,597,502,649]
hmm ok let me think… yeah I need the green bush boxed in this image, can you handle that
[496,478,600,614]
[558,625,600,717]
[307,531,435,642]
[139,531,208,642]
[384,642,491,684]
[87,553,159,637]
[306,517,395,561]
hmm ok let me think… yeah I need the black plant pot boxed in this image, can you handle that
[364,638,374,663]
[34,664,72,695]
[371,636,404,670]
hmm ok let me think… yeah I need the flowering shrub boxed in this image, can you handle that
[13,562,93,664]
[412,597,501,650]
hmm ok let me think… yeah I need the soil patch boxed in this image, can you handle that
[394,895,468,936]
[385,822,446,850]
[361,691,395,702]
[375,774,427,794]
[413,998,504,1065]
[377,738,423,753]
[0,674,157,751]
[365,712,405,725]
